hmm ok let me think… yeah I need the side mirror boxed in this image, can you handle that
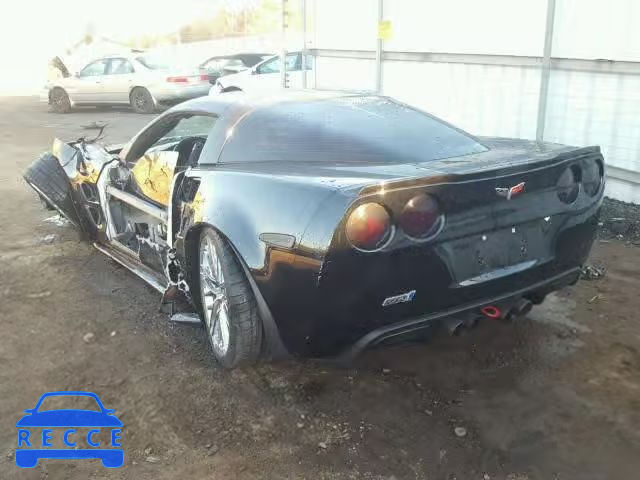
[250,67,258,75]
[74,72,80,78]
[24,409,34,414]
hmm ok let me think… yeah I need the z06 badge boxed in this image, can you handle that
[382,290,416,307]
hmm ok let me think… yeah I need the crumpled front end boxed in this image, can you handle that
[24,139,113,238]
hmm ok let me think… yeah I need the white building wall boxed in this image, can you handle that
[545,0,640,203]
[381,1,545,56]
[309,0,640,203]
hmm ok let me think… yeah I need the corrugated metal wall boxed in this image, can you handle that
[308,0,640,203]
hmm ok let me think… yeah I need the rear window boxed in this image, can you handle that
[220,96,487,164]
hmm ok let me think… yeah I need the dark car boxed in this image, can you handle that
[24,91,605,368]
[199,53,272,84]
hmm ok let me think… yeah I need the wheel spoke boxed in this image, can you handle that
[199,235,230,356]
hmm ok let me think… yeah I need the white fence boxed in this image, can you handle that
[307,0,640,204]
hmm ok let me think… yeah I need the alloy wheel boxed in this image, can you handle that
[199,236,230,356]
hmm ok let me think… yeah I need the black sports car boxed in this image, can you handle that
[24,92,605,368]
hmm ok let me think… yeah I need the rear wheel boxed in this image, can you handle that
[50,88,71,113]
[129,87,156,114]
[197,228,262,368]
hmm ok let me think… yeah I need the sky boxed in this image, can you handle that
[0,0,259,93]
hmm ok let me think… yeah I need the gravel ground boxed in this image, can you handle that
[598,197,640,243]
[1,97,639,479]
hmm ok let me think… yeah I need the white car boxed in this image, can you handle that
[46,54,211,114]
[209,51,314,96]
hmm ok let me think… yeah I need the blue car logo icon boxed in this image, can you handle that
[16,391,123,468]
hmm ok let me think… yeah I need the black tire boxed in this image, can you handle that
[129,87,156,114]
[50,88,71,113]
[196,228,262,368]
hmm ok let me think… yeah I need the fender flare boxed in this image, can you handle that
[183,223,290,360]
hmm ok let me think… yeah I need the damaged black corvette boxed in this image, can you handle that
[24,92,605,368]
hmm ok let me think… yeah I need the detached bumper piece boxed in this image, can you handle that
[24,153,85,229]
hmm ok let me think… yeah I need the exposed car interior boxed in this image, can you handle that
[102,114,216,275]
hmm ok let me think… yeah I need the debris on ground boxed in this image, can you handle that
[588,294,602,304]
[43,215,70,227]
[110,330,117,337]
[318,442,327,449]
[39,234,57,244]
[26,291,51,299]
[580,264,606,280]
[83,121,108,130]
[454,427,467,438]
[598,198,640,243]
[145,455,160,463]
[82,332,95,343]
[439,449,447,463]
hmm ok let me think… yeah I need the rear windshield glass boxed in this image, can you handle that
[220,96,487,164]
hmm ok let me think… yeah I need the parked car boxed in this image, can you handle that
[209,51,314,95]
[200,53,273,84]
[45,54,211,114]
[24,92,604,368]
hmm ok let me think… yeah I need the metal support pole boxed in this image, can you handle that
[375,0,383,94]
[301,0,307,88]
[536,0,556,143]
[281,0,288,88]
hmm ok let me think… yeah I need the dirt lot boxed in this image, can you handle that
[1,97,639,479]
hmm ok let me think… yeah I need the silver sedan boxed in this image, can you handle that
[45,54,211,114]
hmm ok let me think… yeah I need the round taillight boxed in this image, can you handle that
[582,159,603,197]
[399,194,441,239]
[346,203,392,251]
[557,165,580,204]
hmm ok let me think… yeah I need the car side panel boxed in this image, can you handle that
[173,167,344,351]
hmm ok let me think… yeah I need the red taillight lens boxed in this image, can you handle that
[582,159,603,197]
[199,74,210,81]
[557,165,581,204]
[399,194,441,239]
[346,203,392,251]
[167,76,189,83]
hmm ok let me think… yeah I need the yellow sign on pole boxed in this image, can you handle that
[378,20,393,41]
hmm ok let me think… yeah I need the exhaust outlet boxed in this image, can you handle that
[443,313,480,335]
[510,299,533,319]
[481,305,502,319]
[443,317,465,335]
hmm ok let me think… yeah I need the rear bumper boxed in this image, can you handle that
[265,197,601,358]
[336,267,580,361]
[149,83,210,102]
